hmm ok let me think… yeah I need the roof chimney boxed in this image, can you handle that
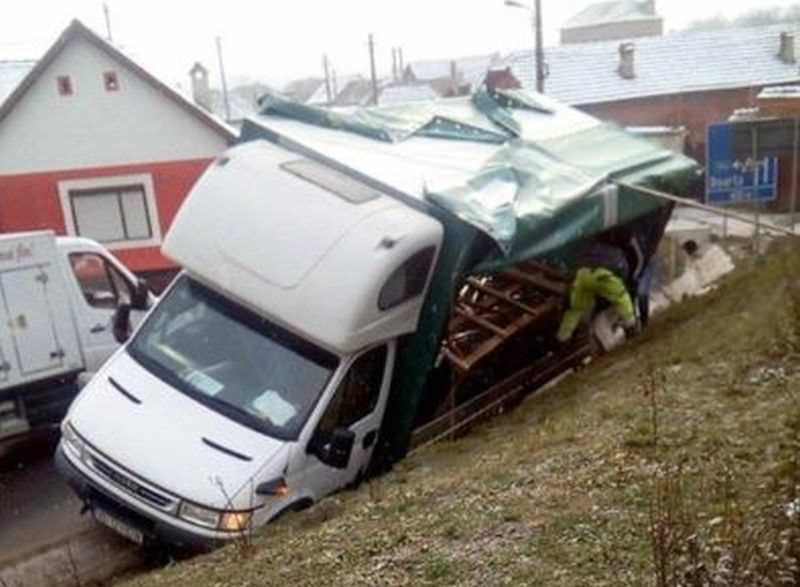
[779,31,796,64]
[618,43,636,80]
[450,59,459,82]
[189,62,211,111]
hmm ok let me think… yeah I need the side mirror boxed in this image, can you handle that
[112,303,132,344]
[130,279,150,311]
[310,427,355,470]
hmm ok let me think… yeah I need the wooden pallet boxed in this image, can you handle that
[441,261,568,377]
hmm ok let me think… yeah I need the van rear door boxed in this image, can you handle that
[2,267,66,375]
[0,233,83,389]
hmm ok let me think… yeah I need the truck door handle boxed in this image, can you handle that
[90,324,107,334]
[362,430,377,449]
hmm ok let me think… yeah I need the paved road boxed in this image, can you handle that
[0,429,146,587]
[0,429,96,565]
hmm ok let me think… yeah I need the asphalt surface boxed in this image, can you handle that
[0,428,96,565]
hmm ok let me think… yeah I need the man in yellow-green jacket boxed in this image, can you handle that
[556,241,637,343]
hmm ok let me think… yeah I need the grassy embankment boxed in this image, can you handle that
[125,241,800,587]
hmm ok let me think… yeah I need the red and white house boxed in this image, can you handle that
[0,20,236,280]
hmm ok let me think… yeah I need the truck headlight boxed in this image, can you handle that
[178,502,220,529]
[219,510,253,532]
[178,502,254,532]
[61,421,87,462]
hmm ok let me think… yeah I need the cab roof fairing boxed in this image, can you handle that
[162,140,444,355]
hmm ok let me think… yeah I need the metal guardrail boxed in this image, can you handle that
[615,181,799,240]
[410,341,591,452]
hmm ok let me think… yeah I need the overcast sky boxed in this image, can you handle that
[1,0,798,91]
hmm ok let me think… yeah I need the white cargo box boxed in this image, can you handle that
[0,232,84,391]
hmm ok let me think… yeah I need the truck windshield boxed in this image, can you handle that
[128,276,339,441]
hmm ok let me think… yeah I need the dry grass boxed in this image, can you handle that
[121,240,800,587]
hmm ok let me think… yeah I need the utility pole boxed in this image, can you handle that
[368,34,379,106]
[534,0,545,93]
[215,36,231,122]
[505,0,545,93]
[398,47,405,77]
[102,2,113,42]
[322,54,332,103]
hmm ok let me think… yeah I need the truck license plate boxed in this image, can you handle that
[94,508,144,545]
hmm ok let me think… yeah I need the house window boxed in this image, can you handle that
[58,174,162,250]
[69,186,152,244]
[57,75,73,96]
[103,71,119,92]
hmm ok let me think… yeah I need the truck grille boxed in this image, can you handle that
[90,456,174,510]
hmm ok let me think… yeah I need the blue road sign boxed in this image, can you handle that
[706,122,778,205]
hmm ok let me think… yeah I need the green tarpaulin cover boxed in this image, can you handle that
[256,89,697,267]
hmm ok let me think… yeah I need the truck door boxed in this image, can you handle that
[67,252,142,373]
[297,343,394,501]
[0,267,65,375]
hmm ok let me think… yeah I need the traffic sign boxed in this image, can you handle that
[706,122,778,205]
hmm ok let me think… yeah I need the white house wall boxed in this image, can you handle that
[0,36,229,174]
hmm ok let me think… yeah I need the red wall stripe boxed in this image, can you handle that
[0,158,214,272]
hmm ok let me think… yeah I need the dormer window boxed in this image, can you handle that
[104,71,119,92]
[57,75,73,96]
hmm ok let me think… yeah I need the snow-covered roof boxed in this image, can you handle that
[508,23,800,105]
[563,0,660,29]
[379,84,439,106]
[0,61,34,107]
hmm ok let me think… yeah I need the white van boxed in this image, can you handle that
[56,142,442,550]
[0,231,152,440]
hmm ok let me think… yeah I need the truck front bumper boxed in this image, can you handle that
[55,444,229,552]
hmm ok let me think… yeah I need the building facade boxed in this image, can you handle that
[0,21,235,279]
[561,0,663,45]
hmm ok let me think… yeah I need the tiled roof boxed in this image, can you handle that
[507,22,800,105]
[564,0,659,29]
[0,61,35,106]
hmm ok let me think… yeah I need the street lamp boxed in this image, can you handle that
[505,0,545,94]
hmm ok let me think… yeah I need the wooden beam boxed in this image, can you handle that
[440,347,471,373]
[466,277,543,316]
[502,269,567,296]
[454,305,509,339]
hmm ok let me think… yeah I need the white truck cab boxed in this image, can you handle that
[56,141,443,550]
[0,232,153,440]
